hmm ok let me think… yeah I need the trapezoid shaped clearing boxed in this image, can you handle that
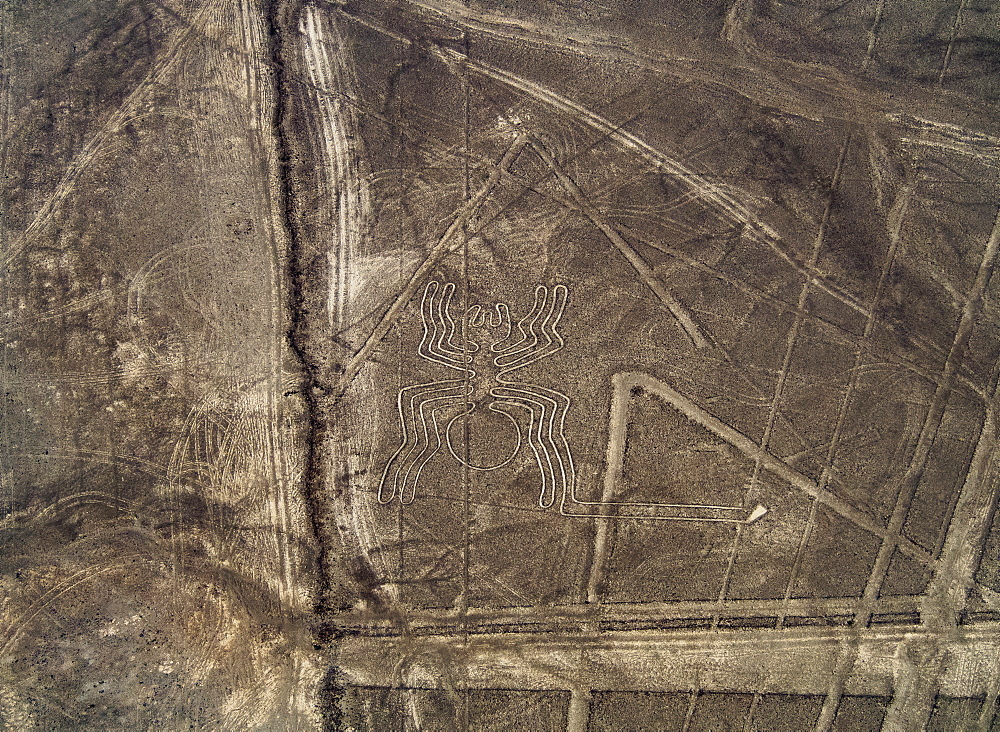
[600,372,929,564]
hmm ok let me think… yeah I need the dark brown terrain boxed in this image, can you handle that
[3,0,1000,729]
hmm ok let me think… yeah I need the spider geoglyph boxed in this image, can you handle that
[378,280,572,508]
[377,280,766,525]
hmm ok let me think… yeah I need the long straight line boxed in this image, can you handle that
[716,133,852,623]
[780,183,915,627]
[681,691,699,732]
[460,26,472,732]
[621,372,932,564]
[0,1,11,520]
[857,204,1000,625]
[0,0,220,270]
[980,646,1000,729]
[816,206,1000,731]
[815,8,918,722]
[325,594,926,629]
[860,0,887,72]
[883,419,1000,730]
[527,139,708,348]
[881,355,1000,729]
[336,133,528,393]
[938,0,969,86]
[425,42,875,318]
[259,0,299,610]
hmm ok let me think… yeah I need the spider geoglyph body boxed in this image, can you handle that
[378,280,572,508]
[378,280,766,525]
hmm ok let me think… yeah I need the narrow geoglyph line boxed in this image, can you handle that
[528,138,709,348]
[337,134,529,394]
[1,0,222,270]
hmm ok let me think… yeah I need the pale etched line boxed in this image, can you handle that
[896,115,1000,165]
[381,281,570,508]
[126,234,203,355]
[393,517,538,609]
[0,488,130,528]
[490,284,573,508]
[237,0,266,129]
[938,0,969,86]
[7,290,113,326]
[860,0,887,71]
[398,388,461,504]
[0,0,220,269]
[294,6,414,614]
[528,138,709,348]
[609,218,933,470]
[436,45,767,232]
[979,650,1000,730]
[361,485,546,514]
[392,0,921,133]
[345,622,1000,654]
[881,379,1000,728]
[459,89,472,651]
[327,595,926,629]
[421,281,473,366]
[856,204,1000,622]
[417,282,448,366]
[12,449,172,486]
[383,283,763,523]
[303,11,354,328]
[495,285,567,371]
[812,635,861,732]
[301,6,372,328]
[827,205,1000,731]
[613,372,932,561]
[780,183,915,627]
[821,184,913,467]
[249,0,301,616]
[378,380,467,503]
[0,0,9,522]
[325,594,926,627]
[0,557,145,656]
[337,624,1000,694]
[489,144,987,403]
[337,134,528,393]
[751,134,851,495]
[743,694,762,732]
[585,516,613,604]
[777,499,818,628]
[561,372,767,524]
[583,368,634,602]
[881,420,998,731]
[717,133,851,627]
[583,370,735,598]
[338,0,1000,161]
[430,44,873,319]
[567,690,591,732]
[681,691,699,732]
[796,22,916,623]
[495,370,572,510]
[565,506,763,523]
[312,53,960,378]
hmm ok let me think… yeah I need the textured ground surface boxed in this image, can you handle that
[3,0,1000,729]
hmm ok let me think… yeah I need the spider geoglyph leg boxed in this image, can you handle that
[380,279,766,523]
